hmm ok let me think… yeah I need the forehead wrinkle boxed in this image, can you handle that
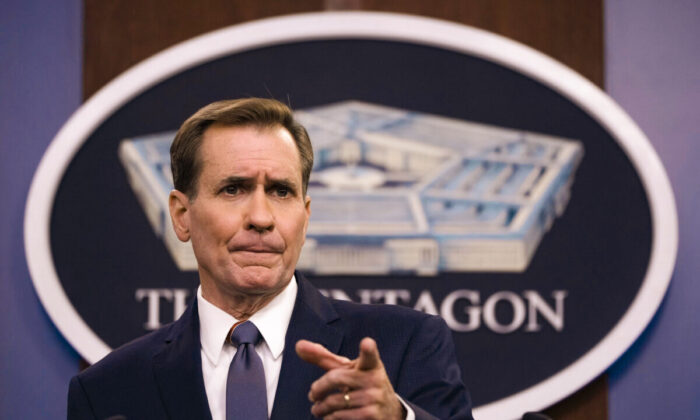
[222,154,300,183]
[199,124,303,187]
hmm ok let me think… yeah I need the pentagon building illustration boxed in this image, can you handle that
[119,101,583,275]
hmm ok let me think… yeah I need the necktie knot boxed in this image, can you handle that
[230,321,262,347]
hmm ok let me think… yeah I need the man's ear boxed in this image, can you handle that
[169,189,191,242]
[303,195,311,236]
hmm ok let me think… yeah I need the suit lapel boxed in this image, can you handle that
[270,274,343,420]
[152,299,213,420]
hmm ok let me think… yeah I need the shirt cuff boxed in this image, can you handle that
[396,394,415,420]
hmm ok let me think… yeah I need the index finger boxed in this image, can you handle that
[357,337,382,371]
[296,339,352,371]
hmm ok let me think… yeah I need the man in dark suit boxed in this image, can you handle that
[67,98,473,420]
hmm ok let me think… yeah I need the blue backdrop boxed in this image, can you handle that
[1,0,697,418]
[605,0,700,418]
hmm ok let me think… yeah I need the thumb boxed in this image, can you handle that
[296,339,352,371]
[357,337,382,371]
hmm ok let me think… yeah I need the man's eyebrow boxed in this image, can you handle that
[215,175,299,189]
[212,176,253,191]
[266,177,299,190]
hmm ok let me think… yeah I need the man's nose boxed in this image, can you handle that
[246,188,274,232]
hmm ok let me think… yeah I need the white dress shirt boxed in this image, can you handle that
[198,277,297,420]
[197,276,415,420]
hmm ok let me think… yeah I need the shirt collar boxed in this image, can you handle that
[198,275,298,366]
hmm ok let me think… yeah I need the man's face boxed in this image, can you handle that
[169,124,310,307]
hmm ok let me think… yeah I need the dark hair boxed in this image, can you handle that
[170,98,314,197]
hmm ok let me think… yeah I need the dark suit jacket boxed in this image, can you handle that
[68,274,473,419]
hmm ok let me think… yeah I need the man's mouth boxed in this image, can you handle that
[229,238,284,252]
[233,246,282,254]
[231,245,282,255]
[242,247,279,254]
[231,248,282,267]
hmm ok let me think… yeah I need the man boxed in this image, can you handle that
[67,98,473,420]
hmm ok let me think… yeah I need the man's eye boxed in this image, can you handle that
[223,185,239,195]
[275,186,290,197]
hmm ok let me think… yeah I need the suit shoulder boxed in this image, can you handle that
[67,321,190,419]
[76,323,173,383]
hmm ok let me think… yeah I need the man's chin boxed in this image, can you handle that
[231,266,290,293]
